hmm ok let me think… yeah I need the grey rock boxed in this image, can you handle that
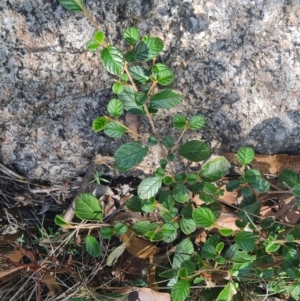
[1,0,300,183]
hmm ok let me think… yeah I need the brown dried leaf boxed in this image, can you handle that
[119,287,170,301]
[224,152,300,175]
[41,273,62,296]
[5,249,23,263]
[0,266,24,278]
[125,112,139,140]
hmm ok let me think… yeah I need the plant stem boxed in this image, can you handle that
[124,63,176,177]
[171,123,189,153]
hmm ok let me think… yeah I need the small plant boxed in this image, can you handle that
[89,170,109,186]
[56,1,300,300]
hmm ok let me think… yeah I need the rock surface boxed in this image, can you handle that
[1,0,300,183]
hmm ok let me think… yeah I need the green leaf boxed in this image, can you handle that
[167,153,175,161]
[230,250,256,263]
[150,89,183,109]
[192,207,217,228]
[104,122,125,138]
[199,156,230,182]
[282,245,298,261]
[180,218,197,235]
[100,227,113,239]
[201,244,217,259]
[287,283,300,300]
[216,281,237,301]
[94,31,105,43]
[58,0,84,12]
[114,142,148,171]
[129,65,150,84]
[173,184,190,203]
[171,280,190,301]
[216,242,225,253]
[155,167,165,177]
[54,215,70,227]
[244,168,261,183]
[75,193,102,221]
[86,40,99,52]
[175,173,187,183]
[173,115,187,129]
[112,83,124,94]
[265,241,281,253]
[160,159,168,169]
[136,92,147,105]
[162,136,174,149]
[235,231,258,252]
[135,36,164,61]
[92,116,108,132]
[118,85,144,115]
[292,183,300,197]
[85,235,101,257]
[181,260,196,275]
[107,98,124,118]
[148,136,158,146]
[219,228,233,236]
[151,63,174,86]
[179,140,210,162]
[138,176,162,199]
[141,197,159,214]
[160,269,179,279]
[100,46,125,75]
[163,176,173,185]
[132,221,159,236]
[114,223,128,235]
[237,147,255,165]
[241,187,253,196]
[178,267,188,278]
[186,173,198,184]
[188,115,205,130]
[251,178,270,193]
[226,179,240,192]
[238,196,260,221]
[161,223,178,242]
[124,27,139,45]
[278,169,299,188]
[173,238,194,268]
[126,195,143,212]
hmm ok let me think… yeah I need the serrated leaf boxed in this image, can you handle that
[132,221,159,236]
[160,269,179,279]
[163,176,173,185]
[107,98,124,118]
[150,89,183,109]
[180,218,197,235]
[216,281,237,301]
[179,140,210,162]
[230,250,256,263]
[237,147,255,165]
[75,193,102,220]
[124,27,139,45]
[278,169,299,188]
[186,173,198,184]
[85,235,101,257]
[152,63,174,86]
[58,0,84,12]
[235,231,258,252]
[171,280,190,301]
[135,36,163,61]
[118,85,144,115]
[244,168,261,183]
[129,65,150,84]
[126,195,143,212]
[216,242,225,253]
[94,31,105,43]
[114,223,127,235]
[173,115,187,129]
[138,176,162,199]
[100,46,124,75]
[86,40,99,52]
[114,142,148,171]
[162,136,174,148]
[161,223,178,242]
[148,136,158,146]
[201,244,217,259]
[100,227,113,239]
[173,184,190,203]
[226,179,240,192]
[287,283,300,300]
[54,215,70,227]
[265,241,281,253]
[251,178,270,193]
[188,115,205,130]
[282,245,298,261]
[112,83,124,94]
[192,207,217,228]
[199,156,230,182]
[104,122,125,138]
[292,183,300,197]
[219,228,233,236]
[173,238,194,268]
[92,116,108,132]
